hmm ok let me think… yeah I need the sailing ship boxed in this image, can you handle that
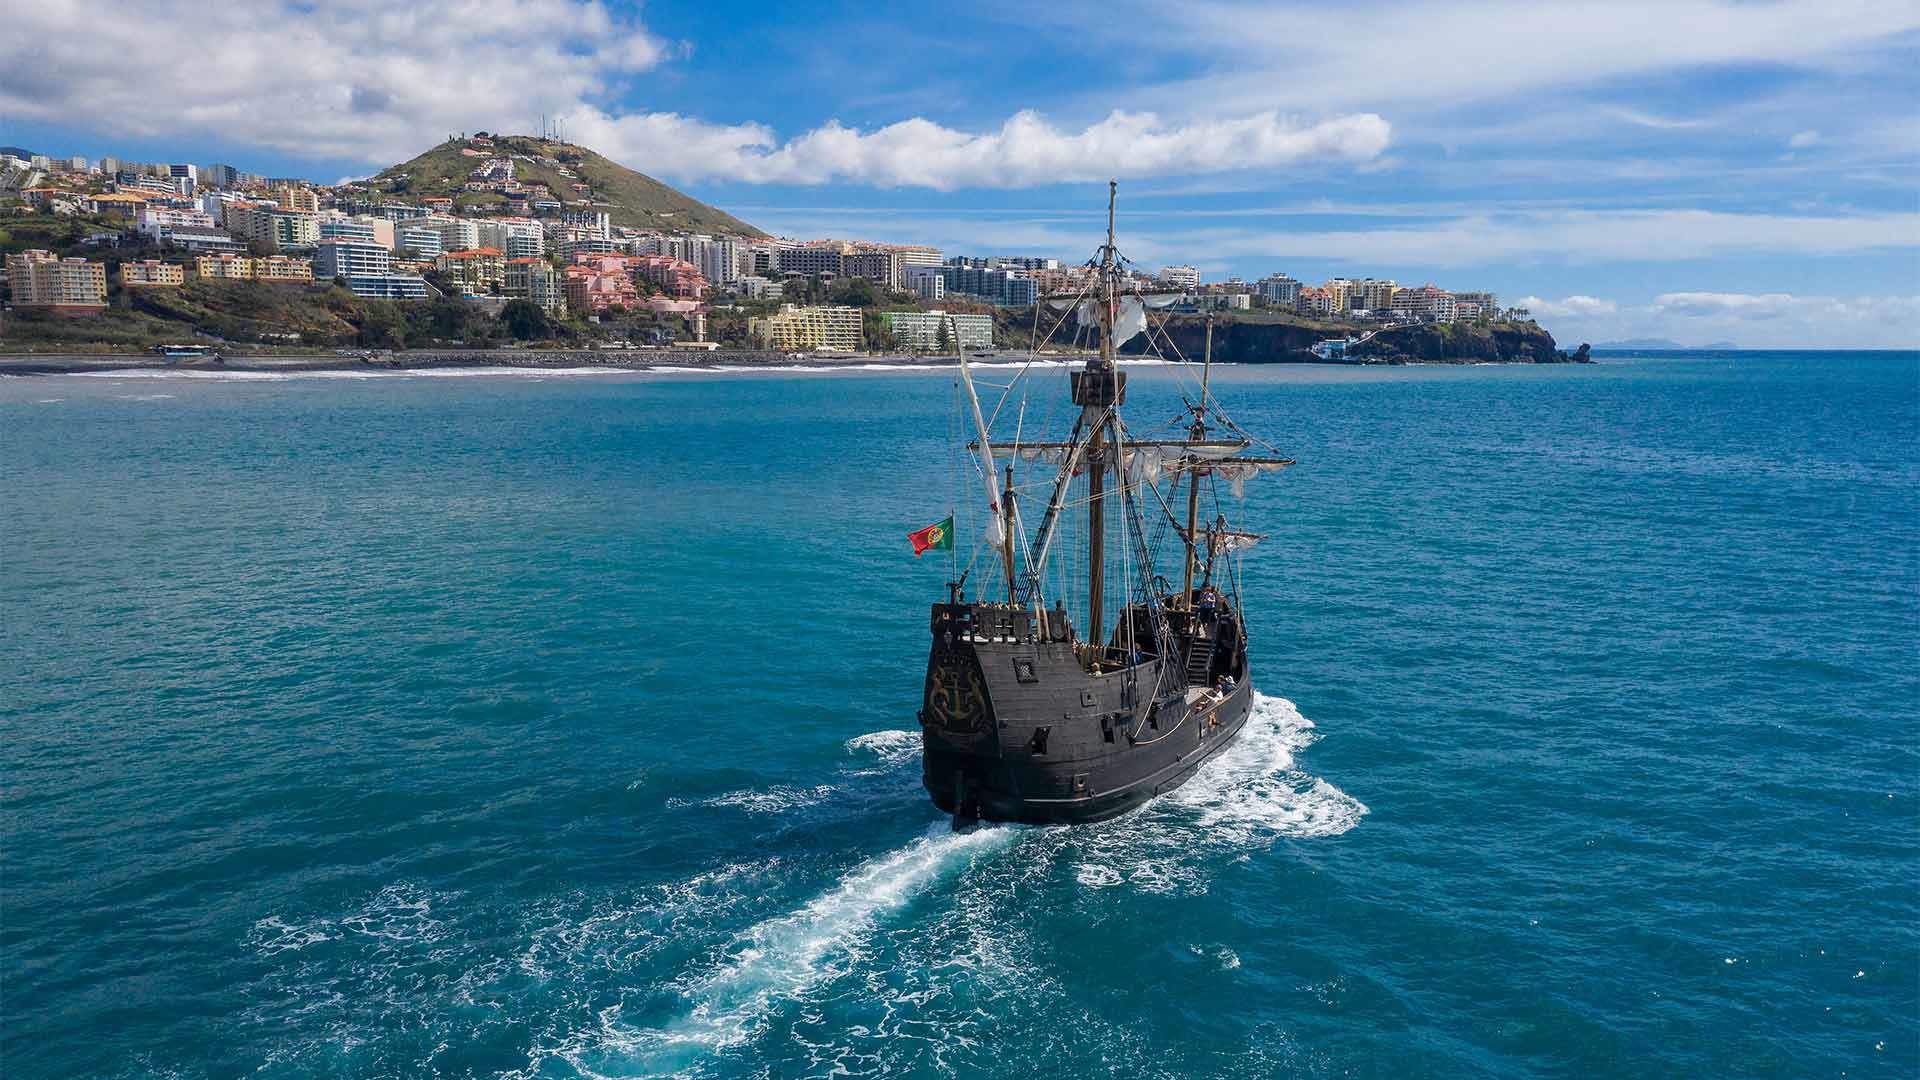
[918,182,1295,825]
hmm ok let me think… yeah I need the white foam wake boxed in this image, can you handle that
[665,785,837,815]
[636,824,1014,1065]
[843,729,920,767]
[1056,693,1367,894]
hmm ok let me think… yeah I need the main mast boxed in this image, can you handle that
[1072,180,1126,656]
[1182,314,1213,607]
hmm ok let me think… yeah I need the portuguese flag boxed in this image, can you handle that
[908,516,954,557]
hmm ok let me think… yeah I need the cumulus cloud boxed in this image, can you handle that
[559,107,1390,189]
[0,0,1388,187]
[0,0,667,163]
[1518,295,1618,317]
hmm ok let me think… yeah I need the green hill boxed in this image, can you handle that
[368,134,764,237]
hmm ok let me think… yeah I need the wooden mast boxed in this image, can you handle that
[1182,314,1212,607]
[1086,180,1117,656]
[1002,461,1017,604]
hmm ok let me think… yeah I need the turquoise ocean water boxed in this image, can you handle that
[2,352,1915,1078]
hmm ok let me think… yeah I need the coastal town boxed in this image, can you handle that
[0,134,1540,361]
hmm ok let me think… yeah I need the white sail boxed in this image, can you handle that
[1073,294,1178,349]
[1180,527,1267,555]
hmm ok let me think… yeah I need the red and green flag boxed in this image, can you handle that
[908,516,954,557]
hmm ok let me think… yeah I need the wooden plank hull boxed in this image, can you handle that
[918,602,1252,825]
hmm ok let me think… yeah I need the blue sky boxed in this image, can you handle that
[5,1,1917,346]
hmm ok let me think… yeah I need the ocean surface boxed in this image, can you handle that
[2,351,1915,1079]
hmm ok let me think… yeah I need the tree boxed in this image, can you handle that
[356,302,406,349]
[499,299,550,340]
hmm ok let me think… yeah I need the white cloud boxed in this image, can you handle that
[1653,292,1797,318]
[0,0,667,163]
[1115,1,1920,115]
[1600,107,1709,131]
[559,107,1390,189]
[0,0,1388,188]
[1542,291,1920,347]
[1518,295,1618,317]
[1789,130,1822,148]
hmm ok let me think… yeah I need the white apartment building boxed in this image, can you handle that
[475,219,544,259]
[314,240,393,279]
[1160,265,1201,289]
[882,310,993,351]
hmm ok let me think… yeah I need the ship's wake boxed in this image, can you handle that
[231,694,1359,1078]
[616,824,1016,1075]
[1051,692,1368,894]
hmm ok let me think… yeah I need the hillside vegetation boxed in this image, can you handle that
[370,135,764,237]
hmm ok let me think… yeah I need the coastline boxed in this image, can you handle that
[0,347,1576,378]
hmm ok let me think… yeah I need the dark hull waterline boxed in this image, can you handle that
[924,680,1254,825]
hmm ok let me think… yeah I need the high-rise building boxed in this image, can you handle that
[225,204,319,251]
[1356,278,1398,312]
[276,187,320,213]
[434,248,507,295]
[1256,274,1301,304]
[475,220,543,260]
[843,249,902,290]
[1392,284,1456,321]
[775,244,847,277]
[5,250,107,312]
[1451,291,1497,320]
[906,267,946,300]
[1160,265,1201,289]
[504,258,565,315]
[882,310,993,351]
[396,226,444,258]
[315,239,393,279]
[1322,278,1355,313]
[750,304,864,351]
[895,246,943,270]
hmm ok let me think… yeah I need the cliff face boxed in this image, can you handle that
[1114,315,1562,363]
[1117,317,1326,362]
[1353,320,1562,363]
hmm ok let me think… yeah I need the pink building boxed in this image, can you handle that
[633,255,710,299]
[563,254,642,314]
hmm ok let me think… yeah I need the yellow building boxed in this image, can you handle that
[255,255,314,282]
[749,304,864,351]
[195,254,256,280]
[276,187,320,213]
[6,250,107,312]
[120,260,186,287]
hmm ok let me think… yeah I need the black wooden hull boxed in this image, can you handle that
[924,680,1253,824]
[918,601,1254,826]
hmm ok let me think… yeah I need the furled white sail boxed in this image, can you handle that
[1180,527,1267,555]
[1072,294,1179,349]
